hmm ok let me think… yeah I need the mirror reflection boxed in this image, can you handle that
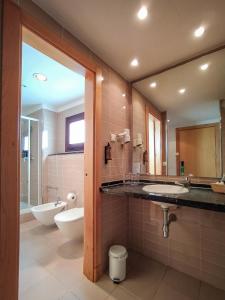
[132,49,225,178]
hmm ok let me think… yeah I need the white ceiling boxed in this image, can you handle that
[22,42,85,110]
[33,0,225,81]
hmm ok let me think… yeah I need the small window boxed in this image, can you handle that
[65,113,85,152]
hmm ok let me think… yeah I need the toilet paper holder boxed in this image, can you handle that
[66,192,77,202]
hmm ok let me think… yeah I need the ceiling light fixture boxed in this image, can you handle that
[130,58,139,67]
[99,75,104,82]
[33,73,47,81]
[179,88,186,94]
[122,93,126,97]
[137,6,148,20]
[194,26,205,38]
[150,82,157,88]
[200,63,209,71]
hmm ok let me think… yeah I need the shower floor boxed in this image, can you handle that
[20,201,31,210]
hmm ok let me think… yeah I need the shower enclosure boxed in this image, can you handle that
[20,116,41,212]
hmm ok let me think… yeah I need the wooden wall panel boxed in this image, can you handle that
[0,1,21,299]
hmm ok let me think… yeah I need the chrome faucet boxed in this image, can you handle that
[220,174,225,183]
[175,174,193,189]
[55,196,61,207]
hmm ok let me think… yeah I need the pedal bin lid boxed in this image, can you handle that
[109,245,127,259]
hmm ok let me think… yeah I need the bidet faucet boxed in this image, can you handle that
[55,196,61,206]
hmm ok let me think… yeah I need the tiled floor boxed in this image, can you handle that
[20,220,225,300]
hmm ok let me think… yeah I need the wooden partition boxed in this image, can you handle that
[0,1,21,299]
[0,1,102,299]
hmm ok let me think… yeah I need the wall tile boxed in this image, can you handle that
[128,199,225,291]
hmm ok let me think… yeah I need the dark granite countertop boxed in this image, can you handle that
[100,182,225,212]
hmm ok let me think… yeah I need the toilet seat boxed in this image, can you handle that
[54,207,84,223]
[54,207,84,240]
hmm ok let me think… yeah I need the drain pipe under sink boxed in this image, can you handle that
[162,207,177,238]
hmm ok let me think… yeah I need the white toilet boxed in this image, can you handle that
[54,207,84,240]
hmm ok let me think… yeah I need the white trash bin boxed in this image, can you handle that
[109,245,128,283]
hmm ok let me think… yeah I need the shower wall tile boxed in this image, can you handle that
[128,197,225,291]
[46,153,84,207]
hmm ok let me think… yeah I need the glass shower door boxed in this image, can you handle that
[20,118,29,210]
[20,116,40,212]
[30,119,40,207]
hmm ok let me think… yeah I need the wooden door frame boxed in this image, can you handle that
[176,123,219,176]
[1,1,102,299]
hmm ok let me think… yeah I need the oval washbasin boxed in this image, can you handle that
[142,184,189,195]
[142,184,189,209]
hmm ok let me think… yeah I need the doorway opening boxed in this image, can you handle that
[19,27,88,298]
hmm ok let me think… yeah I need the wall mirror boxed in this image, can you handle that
[132,48,225,178]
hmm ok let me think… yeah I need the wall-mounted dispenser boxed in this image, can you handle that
[133,133,143,148]
[110,129,130,145]
[105,142,112,164]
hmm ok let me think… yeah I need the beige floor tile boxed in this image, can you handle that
[121,254,167,299]
[72,276,110,300]
[153,282,193,300]
[45,256,85,289]
[19,248,36,271]
[199,282,225,300]
[20,219,40,233]
[20,231,56,262]
[95,274,118,294]
[162,267,200,300]
[107,286,140,300]
[55,239,84,260]
[59,291,79,300]
[20,221,225,300]
[19,274,67,300]
[19,262,50,294]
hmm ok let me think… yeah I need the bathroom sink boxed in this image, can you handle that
[142,184,189,209]
[142,184,189,195]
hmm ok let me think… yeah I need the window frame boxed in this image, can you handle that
[65,112,85,152]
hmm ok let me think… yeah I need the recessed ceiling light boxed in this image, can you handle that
[137,6,148,20]
[150,82,157,88]
[130,58,139,67]
[179,88,186,94]
[122,105,126,110]
[33,73,47,81]
[200,63,209,71]
[122,93,126,97]
[167,119,170,123]
[194,26,205,38]
[98,75,104,82]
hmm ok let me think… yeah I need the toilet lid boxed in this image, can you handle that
[55,207,84,222]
